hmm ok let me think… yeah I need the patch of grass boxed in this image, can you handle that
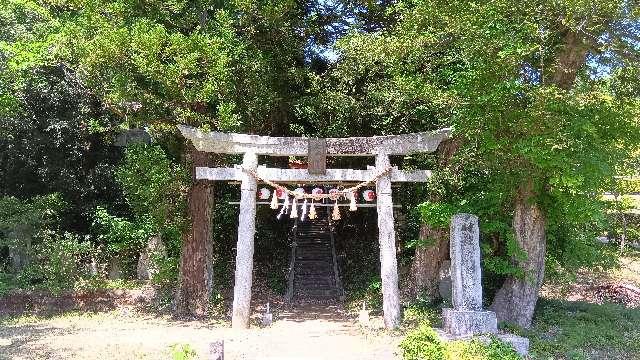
[169,343,197,360]
[526,298,640,359]
[75,278,146,291]
[402,296,443,329]
[0,309,122,326]
[399,323,522,360]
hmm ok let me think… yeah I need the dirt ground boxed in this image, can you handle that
[0,302,401,360]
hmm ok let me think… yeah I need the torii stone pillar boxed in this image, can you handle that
[375,153,401,328]
[232,152,258,328]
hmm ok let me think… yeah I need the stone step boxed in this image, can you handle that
[294,266,333,272]
[295,280,336,288]
[296,244,331,248]
[294,288,342,297]
[295,250,332,256]
[295,257,333,263]
[294,268,334,275]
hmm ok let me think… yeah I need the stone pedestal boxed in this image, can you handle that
[442,308,497,336]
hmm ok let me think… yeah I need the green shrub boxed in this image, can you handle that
[169,343,197,360]
[400,323,522,360]
[400,324,447,360]
[19,231,93,293]
[92,207,154,275]
[151,254,179,288]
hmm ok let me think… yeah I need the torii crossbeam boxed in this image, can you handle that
[179,125,451,329]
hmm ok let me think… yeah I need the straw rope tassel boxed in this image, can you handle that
[290,197,299,218]
[270,190,278,209]
[309,200,317,219]
[349,192,357,211]
[283,195,290,214]
[276,203,287,220]
[332,200,341,220]
[301,199,308,221]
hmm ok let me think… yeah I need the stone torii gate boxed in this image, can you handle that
[179,125,451,329]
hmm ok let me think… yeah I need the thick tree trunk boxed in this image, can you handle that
[408,138,460,300]
[550,30,588,89]
[490,181,546,328]
[175,149,214,317]
[410,226,449,299]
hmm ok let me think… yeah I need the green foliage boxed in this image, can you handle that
[0,272,19,296]
[403,296,443,328]
[19,231,93,293]
[151,255,179,289]
[418,201,457,229]
[400,324,447,360]
[0,193,66,240]
[526,299,640,359]
[92,207,153,257]
[169,343,197,360]
[115,144,187,230]
[400,323,522,360]
[447,339,522,360]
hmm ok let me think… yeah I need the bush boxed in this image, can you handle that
[169,343,197,360]
[92,207,154,275]
[400,323,522,360]
[19,231,93,293]
[400,324,447,360]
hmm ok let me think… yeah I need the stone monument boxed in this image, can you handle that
[439,214,529,356]
[137,235,167,280]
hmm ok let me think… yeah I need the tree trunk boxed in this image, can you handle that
[550,30,588,89]
[410,226,449,299]
[175,149,214,317]
[408,138,460,300]
[490,181,546,328]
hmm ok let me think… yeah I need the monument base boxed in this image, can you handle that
[435,329,530,357]
[442,308,497,336]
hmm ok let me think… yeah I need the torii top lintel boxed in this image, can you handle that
[178,125,451,156]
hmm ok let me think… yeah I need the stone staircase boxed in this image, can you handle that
[286,212,344,301]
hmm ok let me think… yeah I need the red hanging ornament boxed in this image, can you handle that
[362,190,376,202]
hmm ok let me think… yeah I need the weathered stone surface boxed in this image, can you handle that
[375,153,401,329]
[442,308,497,336]
[114,128,151,147]
[450,213,482,311]
[438,260,452,303]
[195,166,432,183]
[178,125,451,156]
[495,333,530,356]
[108,258,122,280]
[137,235,167,280]
[7,225,32,273]
[208,340,224,360]
[231,152,258,329]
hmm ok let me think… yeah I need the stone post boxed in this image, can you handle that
[232,152,258,329]
[375,153,401,329]
[450,214,482,310]
[443,213,497,335]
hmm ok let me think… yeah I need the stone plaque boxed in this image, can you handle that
[115,128,151,147]
[450,213,482,311]
[308,138,327,175]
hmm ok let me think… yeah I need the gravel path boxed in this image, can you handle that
[0,304,401,359]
